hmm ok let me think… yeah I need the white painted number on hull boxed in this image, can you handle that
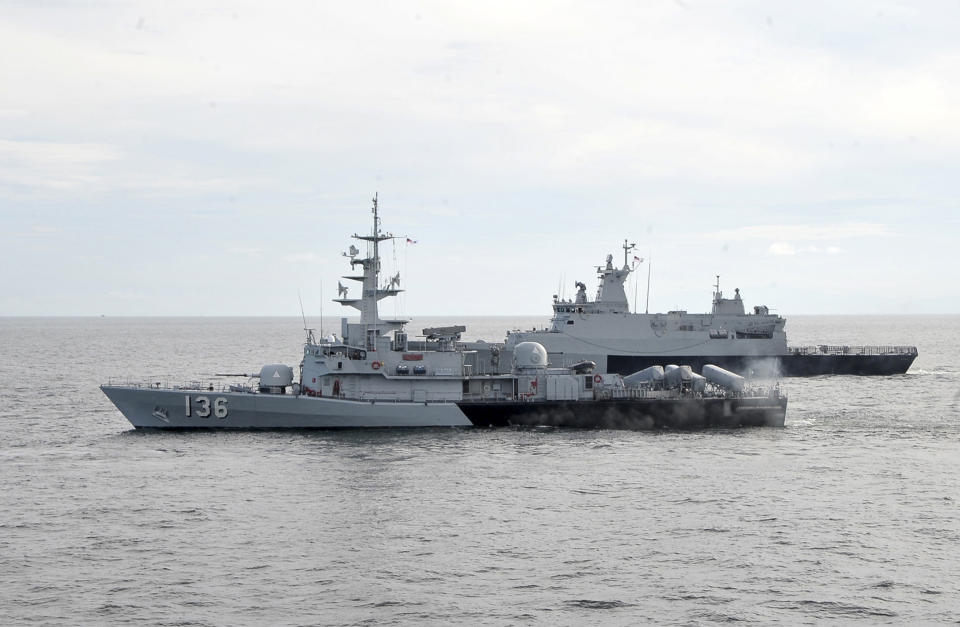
[185,395,229,419]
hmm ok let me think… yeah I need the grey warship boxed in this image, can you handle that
[485,241,917,377]
[100,196,786,430]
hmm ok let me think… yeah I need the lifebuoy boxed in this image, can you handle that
[594,374,603,383]
[371,361,381,370]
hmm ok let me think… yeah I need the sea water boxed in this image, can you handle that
[1,315,958,625]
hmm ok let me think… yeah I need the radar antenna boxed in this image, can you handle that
[622,239,637,269]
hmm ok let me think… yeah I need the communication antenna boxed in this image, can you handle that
[298,290,315,344]
[645,254,652,314]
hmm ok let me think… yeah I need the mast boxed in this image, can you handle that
[622,239,636,270]
[712,275,721,314]
[371,194,380,343]
[332,194,406,349]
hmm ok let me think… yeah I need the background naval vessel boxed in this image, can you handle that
[101,197,785,430]
[473,241,917,378]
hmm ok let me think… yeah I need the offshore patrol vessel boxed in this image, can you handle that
[490,241,917,377]
[100,197,786,430]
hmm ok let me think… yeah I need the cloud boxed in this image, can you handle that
[283,252,318,263]
[0,139,118,166]
[227,246,265,256]
[768,242,796,256]
[0,137,258,196]
[0,139,121,190]
[713,223,892,242]
[768,242,845,256]
[107,290,148,301]
[5,2,957,192]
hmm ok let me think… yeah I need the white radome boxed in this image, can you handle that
[513,342,548,369]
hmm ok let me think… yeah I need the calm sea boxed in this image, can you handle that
[1,315,958,625]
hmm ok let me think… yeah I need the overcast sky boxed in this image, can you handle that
[2,1,958,317]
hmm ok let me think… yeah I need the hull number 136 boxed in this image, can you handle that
[185,395,228,418]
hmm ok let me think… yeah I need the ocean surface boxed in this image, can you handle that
[1,315,958,625]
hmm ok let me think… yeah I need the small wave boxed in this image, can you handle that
[905,369,959,376]
[510,613,537,621]
[371,600,423,608]
[550,571,594,580]
[564,599,632,609]
[692,609,749,622]
[772,599,899,618]
[665,593,733,604]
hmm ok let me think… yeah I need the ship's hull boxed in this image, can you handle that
[607,352,917,377]
[100,385,473,429]
[458,396,787,429]
[102,385,785,430]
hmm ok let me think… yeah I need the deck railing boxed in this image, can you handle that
[788,345,918,356]
[103,379,241,393]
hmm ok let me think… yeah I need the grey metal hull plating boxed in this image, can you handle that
[100,385,472,429]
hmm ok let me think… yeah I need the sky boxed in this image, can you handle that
[1,0,958,317]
